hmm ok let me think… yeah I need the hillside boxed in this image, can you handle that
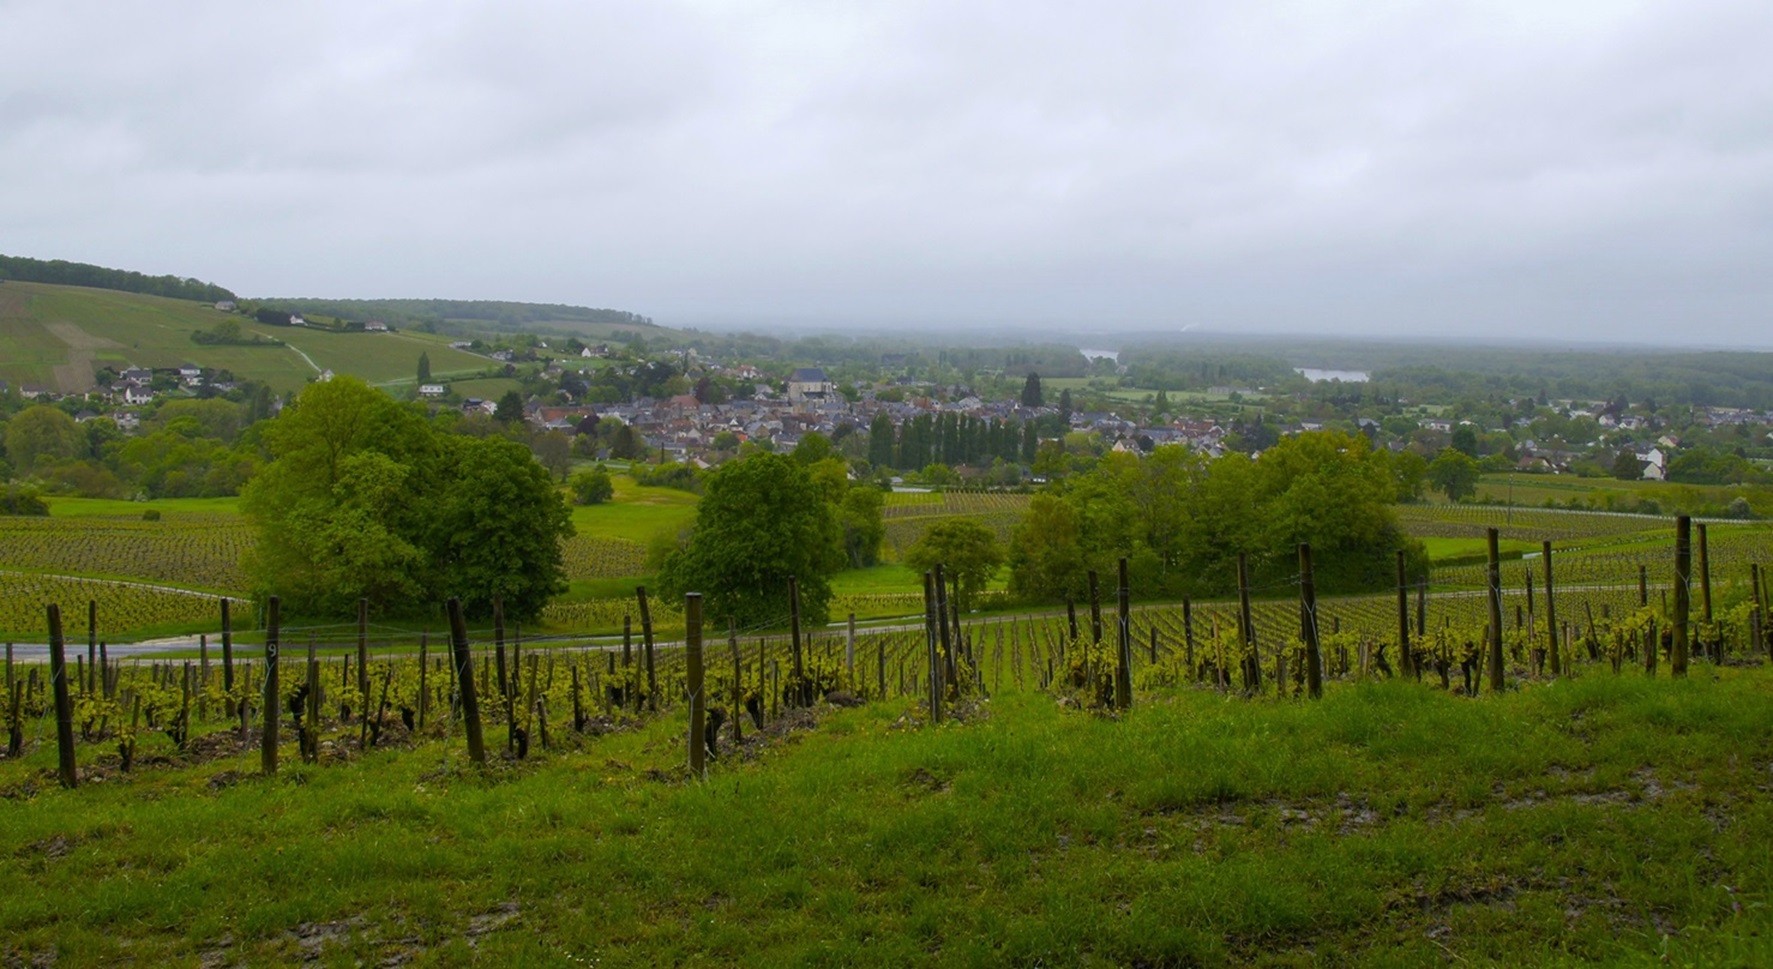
[252,296,672,342]
[0,282,493,394]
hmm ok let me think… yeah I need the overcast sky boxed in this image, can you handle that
[3,1,1771,344]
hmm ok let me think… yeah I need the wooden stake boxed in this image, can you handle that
[637,587,658,713]
[787,576,805,707]
[1301,544,1322,699]
[447,598,486,765]
[1544,541,1562,676]
[1673,516,1691,677]
[261,597,280,777]
[686,593,706,778]
[1486,528,1504,693]
[1395,550,1412,678]
[47,605,78,788]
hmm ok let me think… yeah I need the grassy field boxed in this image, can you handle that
[0,282,489,394]
[0,667,1767,966]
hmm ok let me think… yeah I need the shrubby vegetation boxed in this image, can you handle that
[1009,431,1427,602]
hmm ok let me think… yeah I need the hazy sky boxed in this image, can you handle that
[4,1,1771,343]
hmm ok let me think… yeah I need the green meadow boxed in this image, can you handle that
[0,671,1767,966]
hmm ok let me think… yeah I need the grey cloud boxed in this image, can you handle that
[2,0,1770,343]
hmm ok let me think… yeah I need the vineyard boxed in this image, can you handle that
[2,519,1770,965]
[882,490,1029,557]
[0,513,253,590]
[0,573,225,640]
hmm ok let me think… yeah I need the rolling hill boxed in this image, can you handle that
[2,282,517,394]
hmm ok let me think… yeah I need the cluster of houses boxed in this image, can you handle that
[489,365,1235,467]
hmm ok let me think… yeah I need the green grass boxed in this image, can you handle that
[1419,536,1539,564]
[445,376,524,400]
[1,671,1767,965]
[43,496,243,519]
[570,477,698,545]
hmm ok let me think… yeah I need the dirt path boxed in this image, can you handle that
[44,320,122,393]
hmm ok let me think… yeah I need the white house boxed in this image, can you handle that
[124,386,154,405]
[419,384,447,397]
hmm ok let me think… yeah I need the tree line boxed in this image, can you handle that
[0,253,235,303]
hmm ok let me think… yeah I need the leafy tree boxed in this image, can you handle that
[1610,450,1644,480]
[905,519,1003,611]
[607,422,643,460]
[494,390,525,424]
[1450,424,1479,457]
[1428,447,1481,501]
[5,405,85,475]
[657,452,843,629]
[417,352,431,385]
[1020,372,1043,408]
[1058,388,1073,421]
[242,377,571,620]
[425,435,574,620]
[838,485,885,568]
[531,430,571,480]
[791,432,834,465]
[867,412,896,469]
[570,466,615,505]
[1008,493,1087,601]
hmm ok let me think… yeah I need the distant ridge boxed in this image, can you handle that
[0,253,235,303]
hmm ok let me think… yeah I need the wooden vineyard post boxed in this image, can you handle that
[729,620,743,746]
[1300,544,1323,699]
[1543,541,1561,676]
[46,605,78,788]
[923,571,942,723]
[877,637,887,701]
[447,598,486,766]
[304,637,320,763]
[1237,552,1259,691]
[686,594,706,779]
[1182,598,1195,671]
[348,599,366,744]
[87,600,97,695]
[787,577,806,708]
[846,613,856,684]
[1673,516,1691,677]
[220,598,234,700]
[261,596,280,777]
[636,587,658,713]
[417,631,429,729]
[1697,523,1712,628]
[933,565,955,691]
[1396,550,1412,678]
[1486,528,1505,694]
[1115,558,1134,710]
[1639,565,1655,675]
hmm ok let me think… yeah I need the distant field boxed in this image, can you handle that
[0,282,489,393]
[1460,472,1770,517]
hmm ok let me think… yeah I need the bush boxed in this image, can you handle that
[570,466,615,505]
[0,483,49,516]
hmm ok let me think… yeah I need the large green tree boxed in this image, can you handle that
[905,519,1003,611]
[1427,447,1481,501]
[5,405,85,475]
[242,377,571,620]
[657,452,843,629]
